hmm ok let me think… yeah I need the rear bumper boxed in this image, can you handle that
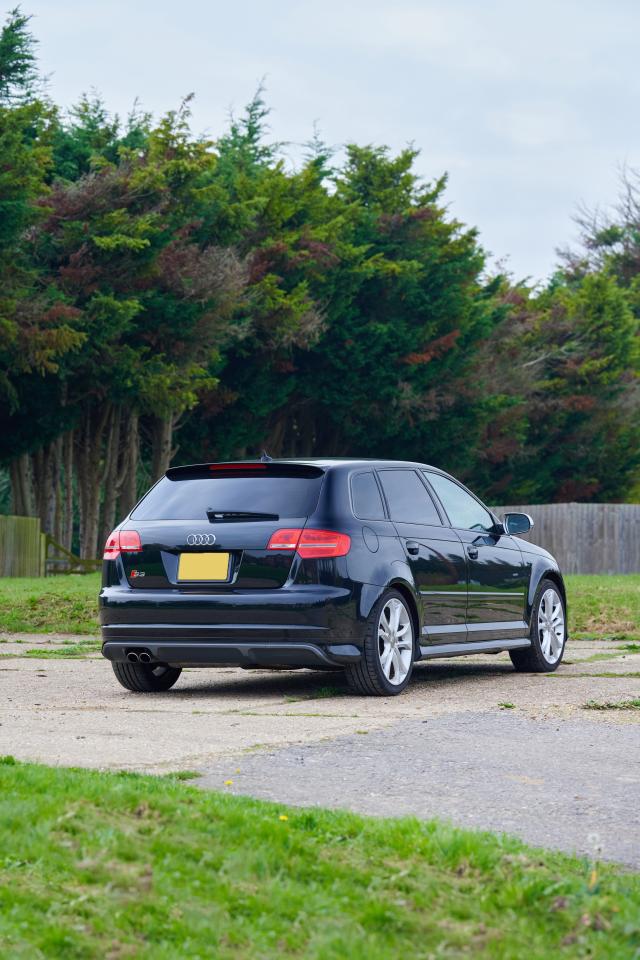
[102,639,361,668]
[99,582,364,668]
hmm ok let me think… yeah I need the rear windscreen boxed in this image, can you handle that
[130,468,324,520]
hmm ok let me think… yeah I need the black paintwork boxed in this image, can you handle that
[100,459,566,671]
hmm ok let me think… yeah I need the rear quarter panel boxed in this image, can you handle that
[320,467,422,626]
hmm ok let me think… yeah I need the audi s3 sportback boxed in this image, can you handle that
[100,459,567,696]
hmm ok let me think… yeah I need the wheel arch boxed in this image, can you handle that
[526,563,567,626]
[386,578,422,660]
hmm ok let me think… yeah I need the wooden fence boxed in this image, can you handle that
[0,516,101,577]
[0,515,45,577]
[492,503,640,575]
[1,505,638,577]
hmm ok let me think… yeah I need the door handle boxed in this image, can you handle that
[467,546,479,559]
[405,540,420,556]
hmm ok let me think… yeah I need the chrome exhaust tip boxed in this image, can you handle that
[126,651,139,663]
[138,651,152,664]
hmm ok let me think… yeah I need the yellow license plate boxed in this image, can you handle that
[178,552,230,581]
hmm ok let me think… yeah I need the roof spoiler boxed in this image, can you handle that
[165,462,325,480]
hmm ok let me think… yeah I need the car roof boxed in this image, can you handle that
[176,458,449,475]
[274,458,443,470]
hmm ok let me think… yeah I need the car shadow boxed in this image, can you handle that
[412,660,516,683]
[171,658,516,700]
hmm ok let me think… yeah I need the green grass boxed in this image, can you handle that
[1,760,639,959]
[548,672,640,679]
[0,573,100,634]
[0,643,100,659]
[22,643,99,658]
[583,698,640,712]
[284,685,347,703]
[565,574,640,641]
[579,651,632,664]
[0,573,638,644]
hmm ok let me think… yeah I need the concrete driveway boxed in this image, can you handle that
[2,633,639,868]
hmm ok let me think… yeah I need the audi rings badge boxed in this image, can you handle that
[186,533,216,546]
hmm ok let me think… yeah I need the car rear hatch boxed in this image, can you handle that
[118,462,325,590]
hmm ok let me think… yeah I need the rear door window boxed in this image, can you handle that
[351,472,385,520]
[378,470,441,525]
[131,467,324,521]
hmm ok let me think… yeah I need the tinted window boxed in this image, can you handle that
[351,472,385,520]
[424,472,493,532]
[378,470,441,524]
[131,473,323,520]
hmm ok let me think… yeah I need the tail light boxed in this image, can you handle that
[267,528,350,559]
[103,529,142,560]
[267,529,304,551]
[297,529,351,559]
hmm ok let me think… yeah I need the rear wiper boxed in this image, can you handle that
[206,509,279,522]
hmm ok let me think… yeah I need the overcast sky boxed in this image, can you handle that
[26,0,639,282]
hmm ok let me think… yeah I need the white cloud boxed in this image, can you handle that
[26,0,640,280]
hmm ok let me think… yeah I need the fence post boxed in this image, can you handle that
[0,515,45,578]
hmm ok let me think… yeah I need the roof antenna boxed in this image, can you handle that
[260,450,273,462]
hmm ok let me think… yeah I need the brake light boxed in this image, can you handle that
[103,532,120,560]
[120,530,142,552]
[267,528,350,559]
[209,463,267,471]
[298,529,351,558]
[103,529,142,560]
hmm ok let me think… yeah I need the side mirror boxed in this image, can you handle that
[504,512,533,536]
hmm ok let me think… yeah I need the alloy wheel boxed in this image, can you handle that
[538,588,565,663]
[378,597,413,685]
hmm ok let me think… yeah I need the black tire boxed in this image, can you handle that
[345,589,416,696]
[112,661,182,692]
[510,578,566,673]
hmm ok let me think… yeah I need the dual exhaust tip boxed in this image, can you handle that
[127,650,152,664]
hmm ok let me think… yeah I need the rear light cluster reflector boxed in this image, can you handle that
[267,528,351,559]
[103,529,142,560]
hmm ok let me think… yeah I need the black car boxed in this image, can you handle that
[100,459,567,696]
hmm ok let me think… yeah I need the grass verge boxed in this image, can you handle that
[0,573,100,634]
[0,572,637,643]
[565,574,640,641]
[1,760,639,959]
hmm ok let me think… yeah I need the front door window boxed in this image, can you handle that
[424,472,493,532]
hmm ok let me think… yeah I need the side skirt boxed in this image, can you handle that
[418,637,531,660]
